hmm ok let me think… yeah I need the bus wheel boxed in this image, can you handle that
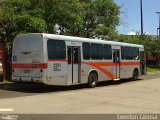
[132,69,139,80]
[88,72,98,88]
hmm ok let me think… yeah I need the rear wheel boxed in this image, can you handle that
[88,72,98,88]
[132,69,139,80]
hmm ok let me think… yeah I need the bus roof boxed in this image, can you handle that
[17,33,144,48]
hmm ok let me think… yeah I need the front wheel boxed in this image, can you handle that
[132,69,139,80]
[88,73,98,88]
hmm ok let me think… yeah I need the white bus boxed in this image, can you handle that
[12,33,146,87]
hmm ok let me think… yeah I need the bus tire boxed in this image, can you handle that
[88,72,98,88]
[132,69,139,80]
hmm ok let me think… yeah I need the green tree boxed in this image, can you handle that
[0,0,47,80]
[118,34,160,67]
[0,0,120,80]
[0,0,120,38]
[79,0,120,39]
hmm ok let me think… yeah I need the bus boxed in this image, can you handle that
[12,33,146,87]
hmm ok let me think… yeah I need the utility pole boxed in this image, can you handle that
[156,11,160,67]
[140,0,143,35]
[156,12,160,37]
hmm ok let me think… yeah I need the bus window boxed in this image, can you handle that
[68,47,72,64]
[47,40,66,60]
[133,47,139,60]
[121,46,125,60]
[91,43,103,60]
[124,47,133,60]
[82,42,90,60]
[74,48,79,64]
[103,45,112,59]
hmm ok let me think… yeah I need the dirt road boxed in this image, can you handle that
[0,72,160,114]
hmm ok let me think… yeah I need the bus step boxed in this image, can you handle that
[113,78,120,81]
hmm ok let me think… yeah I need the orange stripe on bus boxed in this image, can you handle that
[12,63,48,69]
[81,61,140,79]
[120,62,141,66]
[83,62,140,66]
[48,60,68,62]
[12,61,140,79]
[47,60,140,66]
[81,62,115,79]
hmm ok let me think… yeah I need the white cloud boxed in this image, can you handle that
[144,32,148,35]
[127,31,136,35]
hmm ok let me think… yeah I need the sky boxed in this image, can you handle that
[115,0,160,35]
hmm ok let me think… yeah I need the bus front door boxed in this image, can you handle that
[113,49,120,80]
[67,47,80,84]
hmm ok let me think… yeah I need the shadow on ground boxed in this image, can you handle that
[0,78,144,99]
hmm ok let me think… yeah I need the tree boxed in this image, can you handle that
[0,0,120,37]
[118,34,160,67]
[0,0,47,80]
[0,0,120,80]
[79,0,120,39]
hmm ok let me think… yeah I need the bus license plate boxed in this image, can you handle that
[24,70,30,73]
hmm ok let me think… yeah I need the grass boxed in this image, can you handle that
[0,66,2,72]
[0,81,13,84]
[147,66,160,72]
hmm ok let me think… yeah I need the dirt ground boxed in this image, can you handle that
[0,72,160,114]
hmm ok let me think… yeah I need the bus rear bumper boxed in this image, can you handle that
[12,76,43,83]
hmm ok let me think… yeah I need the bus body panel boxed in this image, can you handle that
[46,61,67,85]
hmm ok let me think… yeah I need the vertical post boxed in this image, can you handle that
[157,28,159,39]
[0,45,3,82]
[140,0,143,35]
[156,12,160,67]
[2,44,6,81]
[158,12,160,37]
[156,12,160,37]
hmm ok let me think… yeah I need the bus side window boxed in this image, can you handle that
[47,40,66,60]
[123,46,133,60]
[121,46,125,60]
[82,42,90,60]
[68,48,72,64]
[133,47,139,60]
[74,48,79,64]
[104,45,112,60]
[113,51,115,62]
[91,43,103,60]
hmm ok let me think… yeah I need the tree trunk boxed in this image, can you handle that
[1,44,6,81]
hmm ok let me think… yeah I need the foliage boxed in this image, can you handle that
[118,34,160,67]
[0,0,120,51]
[118,35,158,55]
[79,0,120,39]
[0,0,120,37]
[0,0,120,79]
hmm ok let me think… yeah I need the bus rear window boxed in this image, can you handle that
[47,40,66,60]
